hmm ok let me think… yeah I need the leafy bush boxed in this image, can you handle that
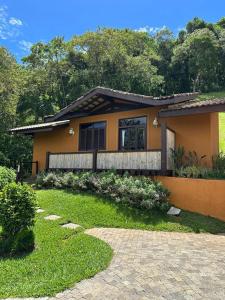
[211,152,225,178]
[171,147,225,179]
[36,171,170,211]
[176,165,208,178]
[0,166,16,190]
[0,229,35,256]
[0,183,36,237]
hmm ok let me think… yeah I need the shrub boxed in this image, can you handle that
[211,152,225,178]
[0,229,35,256]
[0,166,16,190]
[36,171,170,211]
[36,171,64,188]
[176,165,208,178]
[0,183,36,237]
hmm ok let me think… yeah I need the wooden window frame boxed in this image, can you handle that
[79,121,106,151]
[118,115,147,151]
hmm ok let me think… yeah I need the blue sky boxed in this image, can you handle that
[1,0,225,61]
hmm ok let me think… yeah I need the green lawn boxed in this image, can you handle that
[0,210,112,298]
[38,189,225,234]
[1,189,225,298]
[198,91,225,152]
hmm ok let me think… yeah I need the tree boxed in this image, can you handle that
[171,29,220,92]
[70,28,164,95]
[186,17,208,34]
[155,28,175,94]
[0,47,22,130]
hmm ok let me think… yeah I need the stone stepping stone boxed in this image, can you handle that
[61,223,81,230]
[44,214,61,221]
[36,208,45,213]
[167,206,181,216]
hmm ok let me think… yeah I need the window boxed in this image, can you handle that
[79,121,106,151]
[119,116,147,151]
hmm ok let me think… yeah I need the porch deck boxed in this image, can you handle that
[45,127,175,174]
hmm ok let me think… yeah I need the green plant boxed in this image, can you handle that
[176,165,208,178]
[212,152,225,172]
[0,183,36,237]
[185,150,206,166]
[0,166,16,190]
[171,145,185,171]
[36,171,170,211]
[171,146,209,178]
[36,171,64,188]
[0,229,35,256]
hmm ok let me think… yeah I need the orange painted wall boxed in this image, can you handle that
[156,176,225,222]
[32,106,219,173]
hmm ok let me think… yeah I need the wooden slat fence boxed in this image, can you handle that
[49,152,93,170]
[97,151,161,170]
[48,150,161,171]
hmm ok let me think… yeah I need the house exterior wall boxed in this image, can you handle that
[156,176,225,222]
[32,107,219,173]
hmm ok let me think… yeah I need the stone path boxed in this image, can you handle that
[61,223,82,230]
[44,214,61,220]
[36,208,45,213]
[7,228,225,300]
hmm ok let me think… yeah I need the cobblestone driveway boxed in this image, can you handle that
[8,228,225,300]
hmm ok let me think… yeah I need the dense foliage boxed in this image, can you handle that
[36,171,170,211]
[1,16,225,165]
[0,182,36,255]
[0,166,16,190]
[171,146,225,179]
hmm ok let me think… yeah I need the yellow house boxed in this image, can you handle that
[11,87,224,175]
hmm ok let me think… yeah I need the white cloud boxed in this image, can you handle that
[0,5,23,40]
[135,25,167,35]
[19,40,33,52]
[9,17,23,26]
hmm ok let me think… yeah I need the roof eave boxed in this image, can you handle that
[48,87,199,122]
[10,120,70,134]
[158,103,225,118]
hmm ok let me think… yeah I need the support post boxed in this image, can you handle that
[161,121,167,175]
[35,161,39,175]
[45,152,50,171]
[93,149,97,172]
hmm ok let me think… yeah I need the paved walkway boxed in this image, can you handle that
[8,228,225,300]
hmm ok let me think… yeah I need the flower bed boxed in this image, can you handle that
[36,171,170,211]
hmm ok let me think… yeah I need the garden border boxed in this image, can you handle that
[155,176,225,222]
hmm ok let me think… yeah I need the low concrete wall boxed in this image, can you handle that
[155,176,225,222]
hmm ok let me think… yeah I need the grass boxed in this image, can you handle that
[1,187,225,298]
[0,212,112,298]
[38,189,225,234]
[198,90,225,152]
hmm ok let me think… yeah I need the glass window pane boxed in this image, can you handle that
[93,122,105,129]
[79,122,106,151]
[119,117,146,127]
[98,128,105,149]
[79,129,86,151]
[137,127,145,150]
[119,116,146,150]
[86,129,93,150]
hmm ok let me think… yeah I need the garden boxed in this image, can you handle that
[1,167,225,298]
[171,147,225,179]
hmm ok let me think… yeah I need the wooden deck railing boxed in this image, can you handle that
[97,150,161,171]
[47,150,162,172]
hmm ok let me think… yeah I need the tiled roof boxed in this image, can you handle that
[161,98,225,112]
[47,86,198,122]
[10,120,70,133]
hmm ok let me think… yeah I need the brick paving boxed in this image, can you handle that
[7,228,225,300]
